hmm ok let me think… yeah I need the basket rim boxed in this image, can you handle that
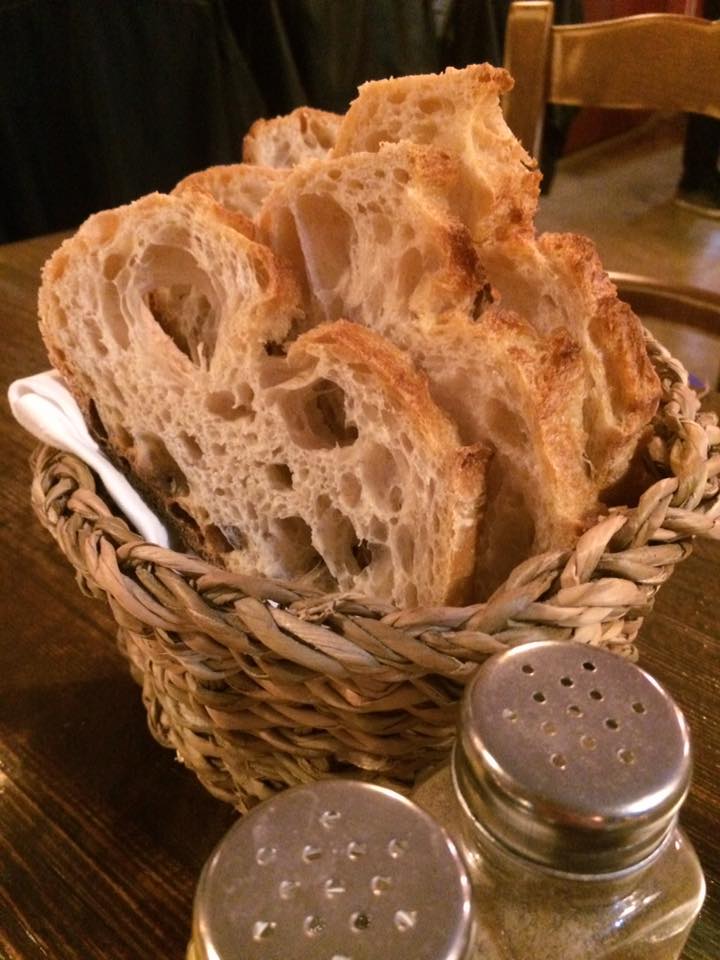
[27,331,720,806]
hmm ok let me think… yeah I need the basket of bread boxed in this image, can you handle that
[29,65,720,810]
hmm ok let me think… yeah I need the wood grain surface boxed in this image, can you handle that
[1,232,718,959]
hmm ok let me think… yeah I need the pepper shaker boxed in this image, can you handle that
[413,640,706,960]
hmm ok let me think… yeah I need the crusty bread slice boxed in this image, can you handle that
[38,191,489,607]
[327,62,660,478]
[173,163,287,221]
[243,107,343,168]
[259,141,485,340]
[259,143,598,592]
[332,64,540,245]
[481,231,661,492]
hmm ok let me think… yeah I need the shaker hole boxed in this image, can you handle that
[255,846,278,866]
[560,676,574,687]
[324,879,347,898]
[388,838,409,858]
[304,915,326,937]
[550,753,567,769]
[533,691,547,703]
[580,735,597,750]
[394,909,418,933]
[303,844,323,862]
[347,841,367,860]
[582,661,597,671]
[252,920,277,941]
[618,748,636,765]
[632,701,646,714]
[502,708,518,722]
[605,718,620,730]
[522,664,535,674]
[589,689,603,701]
[350,912,371,932]
[319,809,342,829]
[567,704,583,717]
[371,875,392,895]
[541,720,557,736]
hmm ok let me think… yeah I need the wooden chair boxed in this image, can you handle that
[502,2,720,387]
[503,2,720,160]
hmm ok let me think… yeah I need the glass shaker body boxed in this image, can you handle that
[414,764,704,960]
[413,641,705,960]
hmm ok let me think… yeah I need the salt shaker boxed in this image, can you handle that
[413,640,706,960]
[187,778,487,959]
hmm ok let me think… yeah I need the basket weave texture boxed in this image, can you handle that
[30,335,720,811]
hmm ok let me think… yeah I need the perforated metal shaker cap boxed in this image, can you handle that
[455,641,692,874]
[191,779,475,960]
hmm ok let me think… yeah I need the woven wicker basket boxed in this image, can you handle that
[30,334,720,811]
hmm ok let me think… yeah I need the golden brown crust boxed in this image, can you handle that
[536,232,662,488]
[333,64,540,245]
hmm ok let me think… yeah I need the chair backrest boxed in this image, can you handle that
[503,1,720,158]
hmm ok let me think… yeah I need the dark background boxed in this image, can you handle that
[2,0,702,244]
[1,0,589,244]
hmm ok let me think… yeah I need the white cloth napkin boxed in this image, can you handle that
[8,370,170,547]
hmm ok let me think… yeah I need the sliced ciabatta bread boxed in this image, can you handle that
[38,191,489,607]
[259,143,598,592]
[173,163,287,221]
[332,64,540,245]
[243,107,342,168]
[259,141,485,339]
[482,230,661,492]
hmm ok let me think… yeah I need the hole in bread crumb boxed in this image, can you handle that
[85,318,109,357]
[103,253,125,281]
[205,523,246,553]
[147,284,215,365]
[87,400,108,442]
[361,443,398,508]
[389,486,402,512]
[372,215,392,244]
[266,463,293,490]
[113,422,134,453]
[264,341,287,357]
[418,97,447,115]
[413,121,439,144]
[309,118,335,150]
[294,193,354,313]
[352,539,372,571]
[395,525,415,574]
[316,507,367,579]
[142,244,218,365]
[272,516,325,577]
[393,168,409,184]
[134,433,190,497]
[179,432,202,463]
[279,378,358,450]
[486,399,528,447]
[388,89,407,104]
[397,247,424,304]
[339,474,362,509]
[168,501,200,535]
[206,388,254,421]
[370,517,388,542]
[100,280,130,349]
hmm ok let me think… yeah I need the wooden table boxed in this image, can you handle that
[2,232,719,959]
